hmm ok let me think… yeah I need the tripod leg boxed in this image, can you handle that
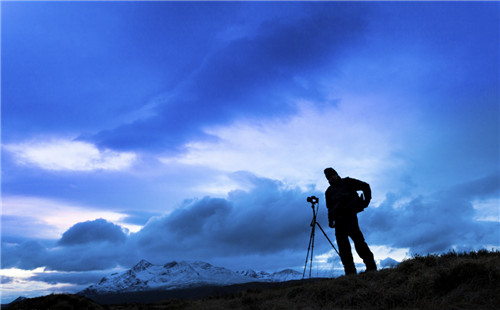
[309,224,316,278]
[302,228,314,279]
[316,222,340,256]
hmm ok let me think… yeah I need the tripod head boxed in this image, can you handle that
[306,196,319,207]
[306,196,320,226]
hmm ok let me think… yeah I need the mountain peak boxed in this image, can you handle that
[163,261,178,269]
[132,259,153,272]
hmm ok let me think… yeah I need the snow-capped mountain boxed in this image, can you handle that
[236,269,303,282]
[80,260,302,295]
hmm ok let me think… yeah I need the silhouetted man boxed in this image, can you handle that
[324,167,377,275]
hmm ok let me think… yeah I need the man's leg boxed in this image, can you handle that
[335,229,356,275]
[349,225,377,272]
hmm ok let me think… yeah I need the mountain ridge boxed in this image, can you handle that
[80,259,302,296]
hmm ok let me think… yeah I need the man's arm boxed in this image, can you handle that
[325,187,335,227]
[347,178,371,207]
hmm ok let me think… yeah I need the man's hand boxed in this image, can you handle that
[329,220,335,228]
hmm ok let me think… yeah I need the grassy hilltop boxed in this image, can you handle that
[7,250,500,310]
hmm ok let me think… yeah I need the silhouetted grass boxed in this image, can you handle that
[6,293,105,310]
[7,250,500,309]
[150,250,500,310]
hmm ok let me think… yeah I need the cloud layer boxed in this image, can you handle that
[364,173,500,254]
[88,4,367,152]
[3,171,498,274]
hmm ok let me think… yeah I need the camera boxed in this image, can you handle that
[307,196,319,204]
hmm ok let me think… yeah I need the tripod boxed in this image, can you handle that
[302,199,340,279]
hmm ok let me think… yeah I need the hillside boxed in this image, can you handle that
[6,250,500,309]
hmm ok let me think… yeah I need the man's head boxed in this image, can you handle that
[324,167,339,185]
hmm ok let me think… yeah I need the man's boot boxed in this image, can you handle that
[344,265,357,276]
[365,260,377,272]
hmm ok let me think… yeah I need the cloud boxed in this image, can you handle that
[1,215,60,242]
[4,139,136,171]
[58,219,128,246]
[1,275,14,284]
[1,240,49,271]
[163,197,232,237]
[133,172,317,260]
[29,270,114,286]
[0,267,111,301]
[1,196,132,239]
[362,172,500,254]
[89,4,367,151]
[1,172,320,271]
[1,238,130,272]
[160,99,409,202]
[2,172,498,273]
[0,266,89,303]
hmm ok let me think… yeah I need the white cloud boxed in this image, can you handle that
[315,245,409,267]
[0,267,57,302]
[473,198,500,222]
[0,267,84,303]
[161,99,410,200]
[4,139,136,171]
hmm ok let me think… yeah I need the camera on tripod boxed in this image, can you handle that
[303,194,339,279]
[306,196,319,204]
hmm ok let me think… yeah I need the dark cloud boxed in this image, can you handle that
[58,219,127,246]
[29,270,108,285]
[89,4,367,151]
[132,172,321,263]
[1,240,50,270]
[1,235,130,272]
[362,172,500,255]
[46,242,131,272]
[164,197,232,236]
[1,1,234,139]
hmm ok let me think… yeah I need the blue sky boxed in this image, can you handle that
[1,1,499,303]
